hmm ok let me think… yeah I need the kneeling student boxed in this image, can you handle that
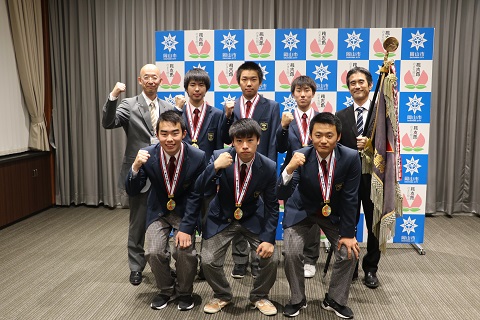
[126,111,206,311]
[197,118,279,316]
[277,112,360,319]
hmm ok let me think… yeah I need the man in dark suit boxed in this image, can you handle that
[336,66,380,289]
[277,112,360,318]
[197,118,279,316]
[102,64,173,286]
[125,111,206,311]
[221,61,280,279]
[276,75,321,278]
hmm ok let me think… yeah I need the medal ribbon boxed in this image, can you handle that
[185,102,207,142]
[294,108,313,146]
[315,150,336,204]
[234,154,255,206]
[160,143,184,197]
[240,95,260,119]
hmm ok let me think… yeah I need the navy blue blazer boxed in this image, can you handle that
[276,144,360,238]
[125,142,206,235]
[221,96,280,163]
[276,110,319,172]
[182,104,225,160]
[196,147,279,244]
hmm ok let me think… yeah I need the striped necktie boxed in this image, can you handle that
[356,107,364,136]
[150,102,158,130]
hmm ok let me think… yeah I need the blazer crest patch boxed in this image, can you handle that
[254,191,261,198]
[208,132,215,141]
[335,183,344,191]
[260,122,268,131]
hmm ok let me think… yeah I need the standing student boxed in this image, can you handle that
[175,68,224,279]
[276,75,321,278]
[221,61,281,278]
[198,118,279,316]
[336,66,381,289]
[125,111,206,311]
[102,64,173,286]
[278,112,360,318]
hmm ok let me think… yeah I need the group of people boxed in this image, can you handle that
[102,61,382,319]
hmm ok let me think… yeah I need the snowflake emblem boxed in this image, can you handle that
[282,95,298,113]
[400,216,418,235]
[343,96,354,108]
[221,32,238,52]
[194,63,206,70]
[407,94,424,114]
[162,33,179,52]
[408,30,427,51]
[282,32,301,51]
[312,63,331,82]
[404,156,422,176]
[163,94,176,106]
[258,63,269,81]
[344,31,363,51]
[221,94,237,106]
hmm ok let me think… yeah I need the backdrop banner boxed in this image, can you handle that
[155,27,434,245]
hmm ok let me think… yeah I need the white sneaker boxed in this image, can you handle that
[304,264,316,278]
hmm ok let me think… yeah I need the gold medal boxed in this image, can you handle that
[322,204,331,217]
[167,198,176,211]
[191,140,199,148]
[234,207,243,220]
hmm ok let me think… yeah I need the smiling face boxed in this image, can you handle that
[347,71,373,106]
[157,121,187,156]
[138,64,161,100]
[310,122,341,159]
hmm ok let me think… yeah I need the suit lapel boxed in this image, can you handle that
[197,105,213,142]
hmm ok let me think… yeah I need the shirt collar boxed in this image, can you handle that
[354,99,370,112]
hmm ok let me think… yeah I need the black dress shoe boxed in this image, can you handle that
[129,271,142,285]
[364,272,379,289]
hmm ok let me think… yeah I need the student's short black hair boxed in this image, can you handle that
[236,61,263,85]
[228,118,262,140]
[346,66,373,87]
[290,75,317,95]
[156,110,186,133]
[183,68,211,91]
[309,112,342,136]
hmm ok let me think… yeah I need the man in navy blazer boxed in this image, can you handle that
[102,64,173,285]
[197,118,279,316]
[276,75,321,278]
[221,61,280,278]
[126,111,206,312]
[176,68,224,159]
[277,112,360,319]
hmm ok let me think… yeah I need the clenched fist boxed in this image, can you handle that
[285,152,306,174]
[132,150,150,172]
[111,82,126,99]
[281,111,294,129]
[214,152,233,172]
[224,101,234,119]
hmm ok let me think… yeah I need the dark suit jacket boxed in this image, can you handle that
[276,110,319,172]
[336,105,373,191]
[196,148,279,244]
[182,104,224,160]
[102,94,173,190]
[221,96,280,162]
[276,144,360,238]
[336,106,360,150]
[125,142,206,235]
